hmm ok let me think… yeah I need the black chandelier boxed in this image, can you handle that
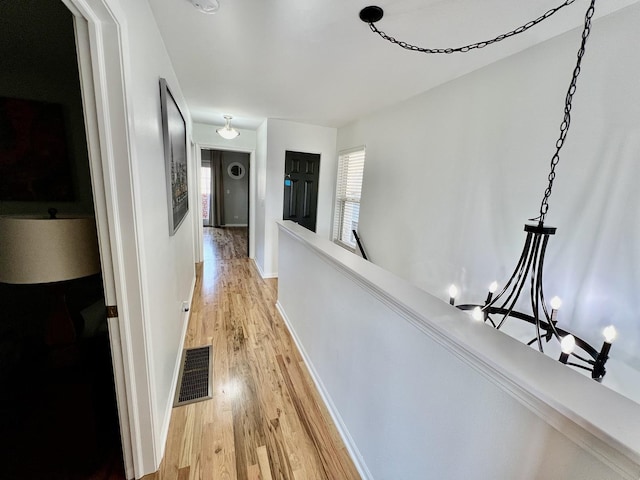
[360,0,616,381]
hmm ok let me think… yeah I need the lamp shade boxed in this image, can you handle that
[0,216,101,284]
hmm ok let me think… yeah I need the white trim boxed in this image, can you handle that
[193,141,204,264]
[221,223,248,227]
[337,144,366,156]
[70,9,136,477]
[249,150,255,260]
[107,317,134,479]
[333,238,357,253]
[158,275,196,453]
[252,258,278,279]
[277,220,640,479]
[115,14,161,469]
[60,0,158,476]
[275,301,373,480]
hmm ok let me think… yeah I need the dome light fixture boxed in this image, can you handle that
[188,0,219,15]
[216,115,240,140]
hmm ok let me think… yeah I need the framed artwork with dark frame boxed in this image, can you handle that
[160,78,189,236]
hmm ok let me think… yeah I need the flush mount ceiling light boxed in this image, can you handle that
[188,0,219,15]
[361,0,616,381]
[216,115,240,140]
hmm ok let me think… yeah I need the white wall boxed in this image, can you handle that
[111,0,197,464]
[337,4,640,373]
[277,221,640,480]
[221,151,250,225]
[255,120,268,273]
[255,118,337,277]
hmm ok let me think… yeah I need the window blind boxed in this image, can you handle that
[333,148,366,249]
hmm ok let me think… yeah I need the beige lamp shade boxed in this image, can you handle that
[0,216,101,284]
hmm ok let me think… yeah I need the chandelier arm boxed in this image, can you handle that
[536,0,596,223]
[536,233,561,344]
[533,291,544,351]
[366,0,577,55]
[537,236,553,323]
[572,353,596,365]
[496,234,539,330]
[460,304,600,369]
[529,234,545,351]
[566,362,593,371]
[491,231,533,311]
[540,295,567,343]
[553,325,599,361]
[497,268,529,329]
[460,307,548,325]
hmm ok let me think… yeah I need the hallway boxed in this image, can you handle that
[144,227,359,480]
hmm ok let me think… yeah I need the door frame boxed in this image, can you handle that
[61,0,152,477]
[195,143,255,262]
[200,149,213,228]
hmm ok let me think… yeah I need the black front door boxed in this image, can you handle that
[283,151,320,232]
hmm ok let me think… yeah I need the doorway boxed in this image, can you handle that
[0,0,125,478]
[201,149,250,256]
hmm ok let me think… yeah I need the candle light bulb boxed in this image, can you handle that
[448,284,458,299]
[550,296,562,310]
[489,281,498,293]
[603,325,617,343]
[560,334,576,354]
[472,307,483,321]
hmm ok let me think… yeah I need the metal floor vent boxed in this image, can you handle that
[173,345,213,407]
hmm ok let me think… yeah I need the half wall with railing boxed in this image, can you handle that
[276,220,640,480]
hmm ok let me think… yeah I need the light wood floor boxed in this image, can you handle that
[143,227,360,480]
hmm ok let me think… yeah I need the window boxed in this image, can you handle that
[201,165,211,222]
[333,147,366,249]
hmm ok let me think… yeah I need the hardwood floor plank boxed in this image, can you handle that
[213,409,237,480]
[159,405,187,480]
[277,354,361,480]
[178,404,195,469]
[177,466,190,480]
[247,464,261,480]
[256,446,274,480]
[144,227,360,480]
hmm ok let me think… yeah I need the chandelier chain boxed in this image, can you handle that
[537,0,595,224]
[368,0,577,54]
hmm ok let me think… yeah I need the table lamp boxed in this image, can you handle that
[0,210,101,345]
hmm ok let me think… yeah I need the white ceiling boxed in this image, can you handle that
[148,0,639,130]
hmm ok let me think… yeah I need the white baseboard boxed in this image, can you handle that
[275,301,373,480]
[158,274,196,463]
[221,223,248,227]
[252,258,277,279]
